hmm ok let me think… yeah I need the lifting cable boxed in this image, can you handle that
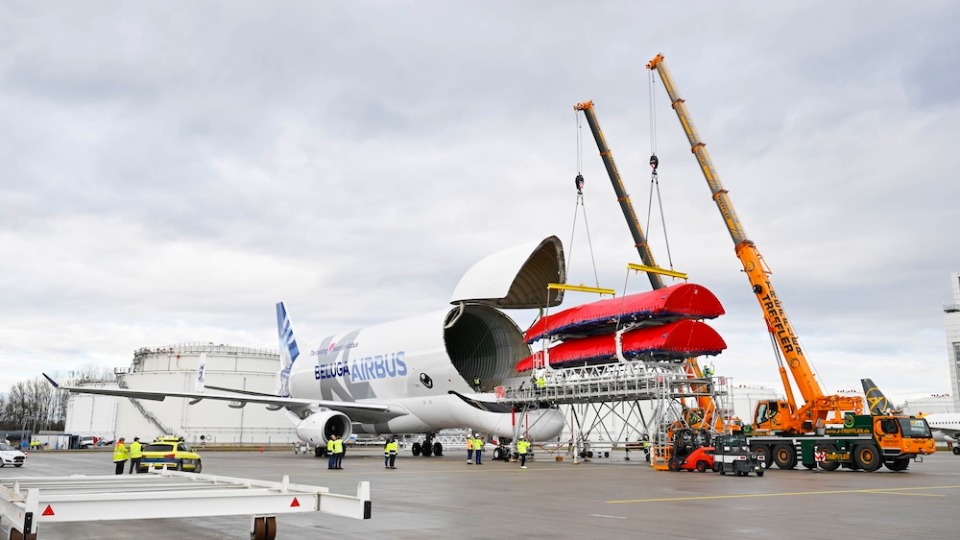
[567,110,602,290]
[646,69,676,272]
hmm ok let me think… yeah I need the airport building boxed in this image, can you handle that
[945,272,960,413]
[65,343,297,446]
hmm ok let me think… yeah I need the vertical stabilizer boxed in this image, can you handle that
[861,378,892,415]
[276,302,301,398]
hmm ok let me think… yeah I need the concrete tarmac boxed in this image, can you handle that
[4,447,958,539]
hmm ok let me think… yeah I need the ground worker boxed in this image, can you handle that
[642,434,652,463]
[128,437,143,474]
[516,436,531,469]
[113,437,129,475]
[333,435,344,469]
[327,436,337,469]
[466,433,474,464]
[387,438,399,469]
[474,434,484,465]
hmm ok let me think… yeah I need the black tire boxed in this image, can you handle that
[818,444,840,471]
[193,460,202,474]
[753,445,773,468]
[773,443,797,469]
[953,446,960,456]
[883,458,910,472]
[411,442,421,456]
[853,444,882,472]
[421,442,433,457]
[492,447,503,460]
[14,464,23,468]
[176,460,184,471]
[712,462,721,473]
[433,442,443,457]
[668,457,680,471]
[756,469,764,477]
[696,461,708,473]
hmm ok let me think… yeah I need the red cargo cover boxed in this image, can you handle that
[524,282,725,344]
[515,319,726,372]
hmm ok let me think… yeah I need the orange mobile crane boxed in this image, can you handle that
[573,100,722,434]
[646,53,935,471]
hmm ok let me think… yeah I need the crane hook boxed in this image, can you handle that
[649,154,659,172]
[575,174,585,194]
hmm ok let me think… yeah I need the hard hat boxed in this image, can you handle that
[519,435,525,439]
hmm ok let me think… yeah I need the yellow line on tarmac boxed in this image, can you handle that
[608,485,960,504]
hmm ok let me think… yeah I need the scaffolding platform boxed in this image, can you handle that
[498,362,734,462]
[499,363,720,405]
[0,469,371,540]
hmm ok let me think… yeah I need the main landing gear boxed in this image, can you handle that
[411,433,444,457]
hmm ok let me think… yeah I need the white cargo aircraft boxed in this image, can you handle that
[45,237,567,457]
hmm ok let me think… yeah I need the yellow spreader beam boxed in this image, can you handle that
[626,263,688,281]
[547,283,616,297]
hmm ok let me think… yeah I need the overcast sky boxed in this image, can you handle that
[2,1,958,405]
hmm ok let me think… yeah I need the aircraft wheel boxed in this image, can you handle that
[411,442,422,456]
[433,442,443,456]
[853,444,881,472]
[421,442,433,457]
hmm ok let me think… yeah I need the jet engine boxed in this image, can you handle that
[296,409,352,447]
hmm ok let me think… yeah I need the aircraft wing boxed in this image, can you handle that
[43,373,405,423]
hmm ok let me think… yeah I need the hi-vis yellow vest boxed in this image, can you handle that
[113,442,129,462]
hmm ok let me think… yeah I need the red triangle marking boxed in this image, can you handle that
[290,497,300,507]
[42,505,55,516]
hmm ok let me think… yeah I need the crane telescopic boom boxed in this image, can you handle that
[574,100,720,431]
[646,53,862,433]
[574,100,664,291]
